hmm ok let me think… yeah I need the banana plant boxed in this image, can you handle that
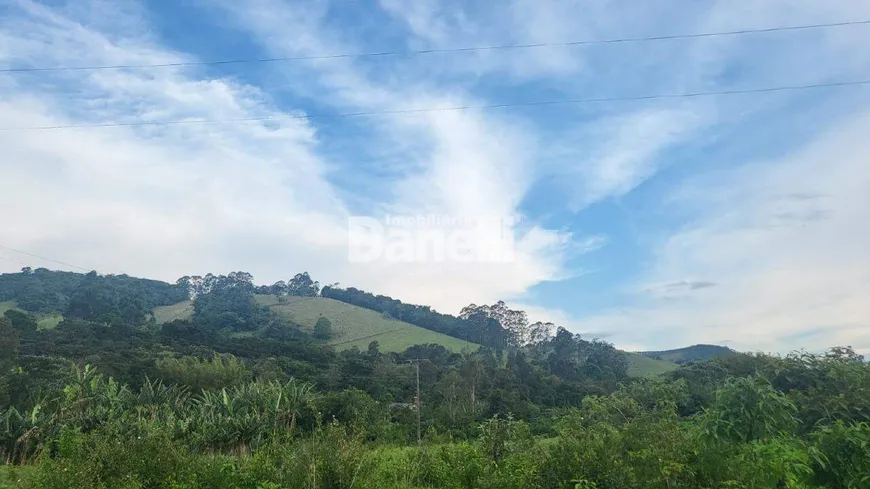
[0,402,52,464]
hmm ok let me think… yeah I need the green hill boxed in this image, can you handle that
[626,351,678,377]
[153,295,481,353]
[641,344,736,364]
[0,300,63,330]
[256,295,479,353]
[153,296,684,373]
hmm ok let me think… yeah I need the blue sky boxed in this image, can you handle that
[1,0,869,353]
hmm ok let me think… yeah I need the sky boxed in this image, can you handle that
[1,0,869,354]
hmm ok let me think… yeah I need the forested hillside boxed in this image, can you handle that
[1,268,868,488]
[321,286,559,350]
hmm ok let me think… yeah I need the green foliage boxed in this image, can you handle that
[0,318,19,375]
[478,414,532,465]
[2,268,869,488]
[186,378,314,451]
[155,353,252,391]
[768,347,870,430]
[2,311,36,337]
[0,362,868,488]
[701,376,797,444]
[313,316,334,340]
[286,272,320,297]
[696,437,815,489]
[64,272,147,326]
[809,421,870,488]
[192,273,264,331]
[316,388,386,436]
[0,269,81,314]
[543,387,695,489]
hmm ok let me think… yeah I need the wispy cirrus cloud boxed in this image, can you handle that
[577,109,870,353]
[0,0,580,315]
[2,0,869,353]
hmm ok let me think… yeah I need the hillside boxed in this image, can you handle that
[626,351,679,376]
[155,296,680,373]
[641,344,736,364]
[0,300,64,330]
[4,268,685,373]
[259,295,480,352]
[154,295,481,353]
[152,299,195,324]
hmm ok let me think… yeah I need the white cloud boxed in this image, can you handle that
[2,0,870,353]
[550,107,704,210]
[379,0,588,79]
[0,0,575,316]
[577,110,870,353]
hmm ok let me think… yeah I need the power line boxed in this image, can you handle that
[0,255,32,267]
[1,78,868,132]
[0,244,90,272]
[2,19,869,74]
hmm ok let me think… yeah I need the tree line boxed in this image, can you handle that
[2,268,545,352]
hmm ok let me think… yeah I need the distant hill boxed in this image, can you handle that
[641,344,736,364]
[5,268,689,375]
[154,295,481,353]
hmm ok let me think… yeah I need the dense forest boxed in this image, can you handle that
[1,269,868,488]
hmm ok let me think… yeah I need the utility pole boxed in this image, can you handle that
[415,359,421,446]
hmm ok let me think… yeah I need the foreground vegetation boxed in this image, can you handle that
[1,351,869,489]
[1,269,868,488]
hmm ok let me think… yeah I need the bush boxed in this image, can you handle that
[313,317,333,341]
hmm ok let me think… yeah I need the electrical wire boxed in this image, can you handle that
[0,244,91,271]
[1,78,868,132]
[2,19,868,73]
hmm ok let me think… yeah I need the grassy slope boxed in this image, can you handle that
[153,300,194,324]
[0,300,63,330]
[256,295,479,353]
[626,352,678,377]
[152,296,480,353]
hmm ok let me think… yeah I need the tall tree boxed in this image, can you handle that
[191,272,261,331]
[269,280,288,296]
[287,272,320,297]
[460,301,530,346]
[3,310,37,336]
[0,317,20,373]
[529,321,555,344]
